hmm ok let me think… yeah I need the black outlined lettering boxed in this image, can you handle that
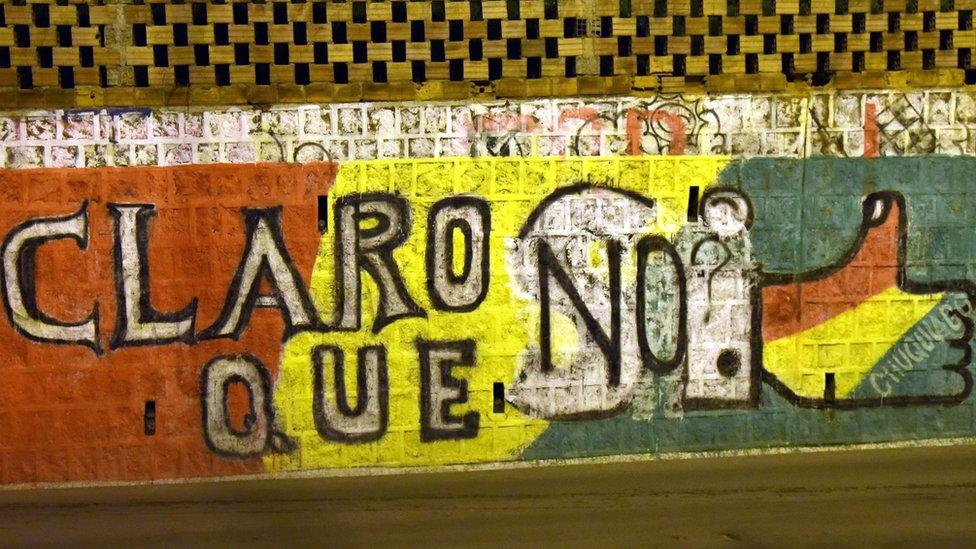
[426,197,491,312]
[333,194,425,333]
[109,204,197,349]
[199,207,318,341]
[0,202,101,354]
[200,353,294,458]
[538,239,623,386]
[636,234,687,373]
[418,339,479,441]
[311,344,389,443]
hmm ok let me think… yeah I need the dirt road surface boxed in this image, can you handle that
[1,444,975,547]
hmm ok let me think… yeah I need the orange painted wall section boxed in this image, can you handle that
[0,163,336,484]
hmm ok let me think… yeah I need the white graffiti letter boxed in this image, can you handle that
[418,339,479,441]
[312,344,389,443]
[427,197,491,312]
[333,194,425,333]
[200,208,317,340]
[1,202,100,353]
[507,185,656,419]
[109,204,197,348]
[200,354,274,458]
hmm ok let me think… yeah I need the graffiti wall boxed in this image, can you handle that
[2,90,976,485]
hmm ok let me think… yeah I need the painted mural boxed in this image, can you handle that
[2,91,976,484]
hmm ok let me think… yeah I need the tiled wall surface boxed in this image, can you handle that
[0,88,974,170]
[3,9,976,483]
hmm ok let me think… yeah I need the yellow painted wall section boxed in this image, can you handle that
[763,287,944,399]
[264,156,730,471]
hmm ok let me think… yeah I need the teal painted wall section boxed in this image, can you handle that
[524,157,976,460]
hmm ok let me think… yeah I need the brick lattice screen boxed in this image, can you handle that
[2,0,976,107]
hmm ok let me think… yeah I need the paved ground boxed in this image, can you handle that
[1,444,975,547]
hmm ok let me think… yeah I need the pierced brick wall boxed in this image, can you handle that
[2,1,976,108]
